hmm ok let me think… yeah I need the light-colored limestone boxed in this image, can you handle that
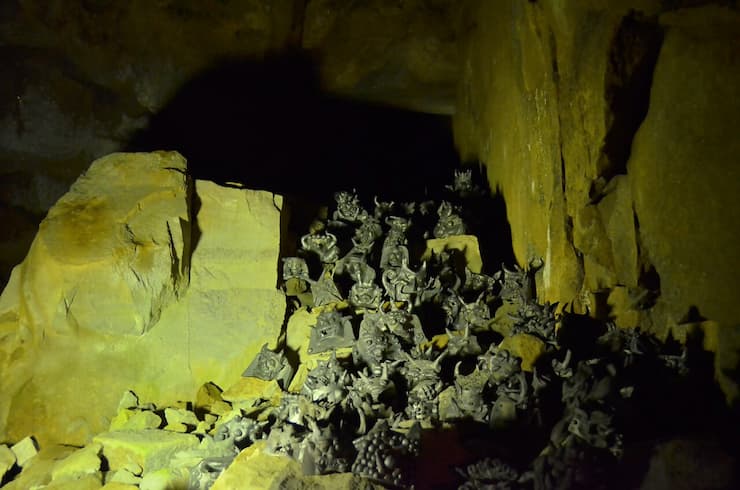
[10,435,38,467]
[195,382,232,417]
[211,440,380,490]
[117,391,140,411]
[628,14,740,314]
[110,409,163,432]
[8,151,191,337]
[3,445,76,490]
[221,378,283,409]
[42,473,103,489]
[105,468,142,486]
[51,442,102,481]
[422,235,483,273]
[163,408,199,433]
[0,152,286,447]
[453,0,582,309]
[627,7,740,399]
[453,1,740,398]
[499,334,546,372]
[93,430,199,474]
[102,483,139,490]
[138,467,190,490]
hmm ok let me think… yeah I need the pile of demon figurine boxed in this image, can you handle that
[189,170,691,490]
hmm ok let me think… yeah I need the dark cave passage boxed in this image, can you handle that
[126,53,456,201]
[125,52,517,271]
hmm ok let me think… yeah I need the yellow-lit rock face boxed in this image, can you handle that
[629,9,740,328]
[211,441,381,490]
[499,334,546,372]
[422,235,483,273]
[453,0,582,309]
[0,152,286,447]
[93,430,199,475]
[2,445,77,490]
[454,1,740,397]
[7,151,192,337]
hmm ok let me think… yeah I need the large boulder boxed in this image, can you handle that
[0,152,286,446]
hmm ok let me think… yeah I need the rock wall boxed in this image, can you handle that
[0,152,286,447]
[0,0,463,287]
[454,1,740,398]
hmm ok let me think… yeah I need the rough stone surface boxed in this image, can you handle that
[10,436,38,467]
[3,445,76,490]
[211,441,381,490]
[138,467,190,490]
[194,382,232,417]
[303,0,462,114]
[454,0,584,309]
[454,1,740,397]
[0,1,299,286]
[41,473,103,490]
[628,8,740,327]
[0,153,286,446]
[499,334,546,372]
[102,483,138,490]
[50,442,102,481]
[422,235,483,273]
[2,151,192,337]
[163,408,199,433]
[0,1,462,287]
[110,410,163,432]
[93,430,199,475]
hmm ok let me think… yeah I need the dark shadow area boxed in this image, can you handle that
[591,11,663,202]
[470,180,517,274]
[126,52,459,203]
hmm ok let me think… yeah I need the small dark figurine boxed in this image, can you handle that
[301,351,350,406]
[242,343,294,388]
[282,256,310,281]
[453,292,491,331]
[181,178,714,490]
[381,259,426,304]
[384,215,411,246]
[301,232,340,264]
[332,190,369,224]
[457,457,521,490]
[307,310,355,354]
[373,196,395,219]
[433,201,466,238]
[442,362,490,423]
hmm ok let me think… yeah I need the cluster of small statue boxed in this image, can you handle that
[190,169,692,490]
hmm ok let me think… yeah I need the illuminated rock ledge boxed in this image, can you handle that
[0,152,285,449]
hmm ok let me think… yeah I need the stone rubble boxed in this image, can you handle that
[1,168,736,489]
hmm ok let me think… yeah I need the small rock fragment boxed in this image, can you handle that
[195,382,232,417]
[10,436,38,467]
[94,430,199,474]
[110,410,163,431]
[117,391,140,411]
[51,442,102,481]
[499,333,547,371]
[43,473,103,489]
[106,468,142,485]
[101,483,140,490]
[139,467,190,490]
[164,407,200,433]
